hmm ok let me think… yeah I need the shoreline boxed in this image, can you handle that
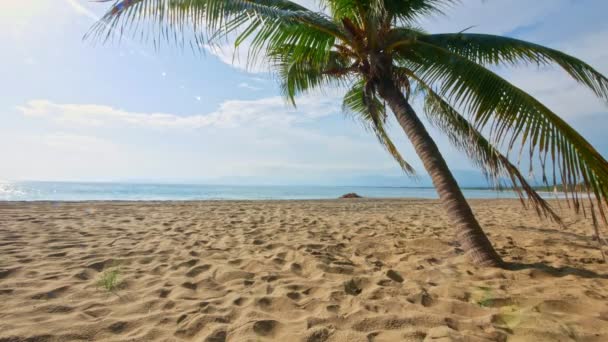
[0,197,569,204]
[1,181,567,202]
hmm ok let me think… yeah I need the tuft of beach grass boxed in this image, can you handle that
[97,265,121,292]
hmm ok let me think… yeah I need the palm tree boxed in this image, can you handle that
[89,0,608,267]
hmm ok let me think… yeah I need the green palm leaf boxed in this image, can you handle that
[418,33,608,101]
[382,0,457,23]
[343,79,416,175]
[269,43,353,104]
[410,74,560,222]
[398,41,608,221]
[87,0,346,62]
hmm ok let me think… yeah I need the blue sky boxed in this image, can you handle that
[1,0,607,186]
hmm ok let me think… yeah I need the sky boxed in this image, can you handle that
[1,0,607,186]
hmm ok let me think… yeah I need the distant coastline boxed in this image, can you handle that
[0,180,564,201]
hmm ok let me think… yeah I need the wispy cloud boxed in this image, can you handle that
[238,82,262,91]
[17,94,341,129]
[204,42,270,73]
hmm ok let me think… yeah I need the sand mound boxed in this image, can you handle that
[0,199,606,341]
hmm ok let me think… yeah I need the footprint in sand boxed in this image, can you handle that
[181,282,197,290]
[159,288,172,298]
[290,262,303,274]
[30,286,70,300]
[204,329,227,342]
[253,320,279,337]
[186,265,211,277]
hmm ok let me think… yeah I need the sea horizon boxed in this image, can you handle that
[0,180,558,202]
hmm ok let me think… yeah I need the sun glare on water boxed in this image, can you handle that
[0,182,26,200]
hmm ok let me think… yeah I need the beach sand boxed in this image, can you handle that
[0,199,607,341]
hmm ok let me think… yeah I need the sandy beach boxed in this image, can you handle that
[0,199,607,341]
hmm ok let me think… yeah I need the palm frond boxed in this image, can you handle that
[417,33,608,101]
[86,0,347,60]
[398,41,608,224]
[409,73,560,222]
[385,26,428,52]
[384,0,457,23]
[244,18,339,73]
[319,0,365,26]
[269,43,353,104]
[343,79,416,175]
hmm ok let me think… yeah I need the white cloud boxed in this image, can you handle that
[7,93,411,182]
[204,42,269,73]
[16,93,342,129]
[249,77,268,83]
[238,82,262,91]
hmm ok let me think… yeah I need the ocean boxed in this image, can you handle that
[0,181,542,201]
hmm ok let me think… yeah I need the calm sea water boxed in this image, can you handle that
[0,181,534,201]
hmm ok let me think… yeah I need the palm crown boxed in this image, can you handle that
[90,0,608,264]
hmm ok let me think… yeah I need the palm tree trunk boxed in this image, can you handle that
[377,80,504,267]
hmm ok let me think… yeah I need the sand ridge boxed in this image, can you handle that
[0,199,607,341]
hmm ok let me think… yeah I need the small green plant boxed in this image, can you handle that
[471,285,524,331]
[97,266,121,292]
[475,286,494,307]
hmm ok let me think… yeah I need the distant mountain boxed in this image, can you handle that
[197,169,496,188]
[332,170,492,188]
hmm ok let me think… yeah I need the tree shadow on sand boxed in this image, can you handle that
[505,262,608,279]
[509,224,591,242]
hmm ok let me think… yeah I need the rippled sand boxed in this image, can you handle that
[0,199,607,341]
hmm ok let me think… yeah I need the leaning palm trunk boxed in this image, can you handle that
[378,79,503,267]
